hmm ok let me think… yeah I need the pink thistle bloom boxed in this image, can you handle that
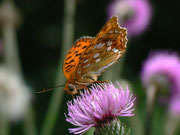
[65,82,136,134]
[141,51,180,96]
[169,96,180,115]
[107,0,152,37]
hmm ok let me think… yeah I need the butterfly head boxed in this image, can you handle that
[64,82,78,95]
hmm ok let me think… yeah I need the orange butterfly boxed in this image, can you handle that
[63,16,128,95]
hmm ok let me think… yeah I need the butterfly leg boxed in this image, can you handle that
[84,87,92,94]
[91,81,109,90]
[94,80,109,84]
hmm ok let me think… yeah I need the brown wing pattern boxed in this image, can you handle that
[63,16,128,95]
[63,36,93,79]
[75,16,128,83]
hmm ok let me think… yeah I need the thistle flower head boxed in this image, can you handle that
[169,96,180,116]
[141,51,180,95]
[65,82,136,134]
[107,0,152,37]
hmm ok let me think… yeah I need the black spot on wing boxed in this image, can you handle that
[75,53,82,56]
[66,65,75,72]
[73,51,78,54]
[65,59,74,64]
[82,46,87,49]
[65,65,71,69]
[77,44,81,47]
[66,56,72,61]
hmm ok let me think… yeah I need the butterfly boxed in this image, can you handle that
[63,16,128,95]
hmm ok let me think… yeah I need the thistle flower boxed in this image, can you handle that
[169,96,180,116]
[141,51,180,96]
[65,82,135,134]
[0,66,31,121]
[141,51,180,135]
[107,0,152,37]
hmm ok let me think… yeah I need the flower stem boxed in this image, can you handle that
[145,84,157,135]
[0,117,9,135]
[2,6,22,78]
[23,107,37,135]
[40,0,76,135]
[1,1,37,135]
[164,111,179,135]
[129,111,143,135]
[146,84,157,114]
[0,94,9,135]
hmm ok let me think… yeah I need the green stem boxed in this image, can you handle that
[23,107,37,135]
[129,111,144,135]
[40,0,76,135]
[2,14,23,78]
[145,84,157,135]
[0,117,9,135]
[2,1,37,135]
[164,111,179,135]
[0,95,9,135]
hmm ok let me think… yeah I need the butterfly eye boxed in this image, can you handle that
[68,84,76,92]
[66,84,78,95]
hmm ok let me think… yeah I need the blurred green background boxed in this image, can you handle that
[1,0,180,134]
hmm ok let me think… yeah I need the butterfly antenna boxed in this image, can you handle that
[35,85,65,94]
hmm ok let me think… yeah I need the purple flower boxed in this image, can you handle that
[141,51,180,96]
[169,96,180,115]
[65,82,135,134]
[107,0,152,37]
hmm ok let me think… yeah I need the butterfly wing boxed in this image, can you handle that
[75,16,128,83]
[63,36,93,80]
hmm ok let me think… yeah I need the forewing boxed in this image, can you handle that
[95,16,120,39]
[63,36,93,79]
[75,16,128,81]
